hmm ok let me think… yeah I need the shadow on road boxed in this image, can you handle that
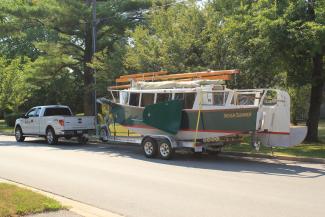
[1,138,324,179]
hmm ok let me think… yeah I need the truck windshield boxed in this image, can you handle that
[44,108,72,116]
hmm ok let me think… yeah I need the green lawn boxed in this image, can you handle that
[0,183,63,217]
[0,120,13,134]
[224,120,325,159]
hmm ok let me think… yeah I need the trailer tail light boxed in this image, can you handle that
[58,119,64,126]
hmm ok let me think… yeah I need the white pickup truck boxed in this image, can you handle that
[14,105,95,145]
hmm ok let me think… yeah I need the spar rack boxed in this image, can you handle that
[109,69,240,89]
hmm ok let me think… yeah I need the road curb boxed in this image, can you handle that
[0,178,124,217]
[221,151,325,164]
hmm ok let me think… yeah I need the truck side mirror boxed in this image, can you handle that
[21,113,28,119]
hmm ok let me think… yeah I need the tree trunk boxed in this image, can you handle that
[306,53,324,142]
[83,27,94,116]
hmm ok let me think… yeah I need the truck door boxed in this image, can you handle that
[22,108,36,134]
[31,108,41,134]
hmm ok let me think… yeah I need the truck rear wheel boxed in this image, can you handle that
[142,137,158,158]
[46,128,58,145]
[77,135,88,145]
[15,126,25,142]
[158,139,174,160]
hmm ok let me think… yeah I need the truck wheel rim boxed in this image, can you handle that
[15,129,21,140]
[47,131,53,143]
[160,143,170,157]
[144,142,153,155]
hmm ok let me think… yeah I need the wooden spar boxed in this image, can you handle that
[118,71,168,79]
[178,75,232,81]
[116,69,239,83]
[108,84,131,90]
[108,74,231,90]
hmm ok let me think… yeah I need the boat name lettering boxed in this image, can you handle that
[224,112,252,119]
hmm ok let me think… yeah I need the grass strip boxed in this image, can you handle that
[0,183,63,217]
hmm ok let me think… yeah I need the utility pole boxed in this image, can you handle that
[92,0,98,135]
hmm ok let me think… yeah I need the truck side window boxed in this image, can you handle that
[34,108,41,117]
[141,93,155,107]
[129,93,140,106]
[26,108,36,117]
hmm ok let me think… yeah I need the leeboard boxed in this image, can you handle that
[143,100,183,135]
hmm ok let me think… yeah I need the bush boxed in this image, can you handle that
[4,113,21,127]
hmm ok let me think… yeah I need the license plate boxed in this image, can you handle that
[77,130,83,134]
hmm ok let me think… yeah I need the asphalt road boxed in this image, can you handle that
[0,135,325,217]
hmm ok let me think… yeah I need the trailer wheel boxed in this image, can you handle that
[158,139,174,160]
[142,137,158,158]
[46,128,58,145]
[100,126,110,142]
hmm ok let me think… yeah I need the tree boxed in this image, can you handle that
[0,57,31,113]
[0,0,150,115]
[125,1,207,73]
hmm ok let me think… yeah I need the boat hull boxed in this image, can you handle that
[110,102,258,140]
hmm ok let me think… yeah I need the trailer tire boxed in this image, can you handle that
[46,127,58,145]
[158,139,174,160]
[100,126,110,142]
[142,137,158,158]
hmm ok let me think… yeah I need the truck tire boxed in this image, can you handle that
[158,139,174,160]
[46,128,58,145]
[15,126,25,142]
[77,135,88,145]
[142,137,158,158]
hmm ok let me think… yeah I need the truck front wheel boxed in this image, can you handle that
[46,128,58,145]
[15,126,25,142]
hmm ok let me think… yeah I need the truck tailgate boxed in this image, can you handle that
[63,116,95,131]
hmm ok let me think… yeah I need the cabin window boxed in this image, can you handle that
[263,90,277,106]
[109,91,119,102]
[213,92,229,106]
[174,93,196,109]
[120,92,129,105]
[141,93,155,107]
[237,94,256,105]
[129,92,140,106]
[156,93,172,103]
